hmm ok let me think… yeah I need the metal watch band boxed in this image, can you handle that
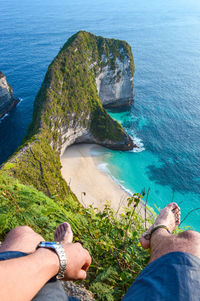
[37,242,67,279]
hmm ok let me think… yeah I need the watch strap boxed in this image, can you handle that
[37,242,67,279]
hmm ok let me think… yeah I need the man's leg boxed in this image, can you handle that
[150,228,200,262]
[123,203,200,300]
[0,221,74,254]
[140,202,200,261]
[0,226,44,254]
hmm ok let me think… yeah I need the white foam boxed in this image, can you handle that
[90,149,102,157]
[115,180,133,196]
[129,135,145,153]
[0,98,23,123]
[98,162,109,172]
[107,173,133,196]
[98,162,133,196]
[0,113,9,122]
[17,98,23,106]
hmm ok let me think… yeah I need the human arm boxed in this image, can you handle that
[0,242,91,301]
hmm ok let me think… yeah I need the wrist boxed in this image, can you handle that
[34,247,60,278]
[36,242,67,279]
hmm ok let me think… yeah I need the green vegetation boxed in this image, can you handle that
[27,31,134,145]
[0,173,150,300]
[1,31,134,213]
[91,105,125,141]
[2,136,78,207]
[0,32,145,300]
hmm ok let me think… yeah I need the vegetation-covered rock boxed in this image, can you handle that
[0,32,149,300]
[1,31,135,205]
[28,31,134,152]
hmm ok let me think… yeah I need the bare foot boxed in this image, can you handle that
[54,222,73,243]
[140,202,180,249]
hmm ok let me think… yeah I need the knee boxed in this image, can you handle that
[178,230,200,242]
[9,225,34,236]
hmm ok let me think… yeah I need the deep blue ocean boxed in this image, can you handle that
[0,0,200,230]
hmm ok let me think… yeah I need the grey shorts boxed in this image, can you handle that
[123,251,200,301]
[0,251,79,301]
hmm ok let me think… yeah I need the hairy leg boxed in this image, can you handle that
[140,203,200,262]
[150,229,200,263]
[140,202,180,249]
[0,222,74,254]
[0,226,45,253]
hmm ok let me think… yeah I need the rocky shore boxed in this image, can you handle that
[0,71,19,118]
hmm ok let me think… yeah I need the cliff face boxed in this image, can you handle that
[0,71,19,118]
[1,31,135,204]
[0,34,145,300]
[28,31,134,154]
[96,52,134,108]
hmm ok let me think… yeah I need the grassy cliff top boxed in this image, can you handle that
[0,172,150,300]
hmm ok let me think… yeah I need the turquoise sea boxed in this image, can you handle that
[0,0,200,230]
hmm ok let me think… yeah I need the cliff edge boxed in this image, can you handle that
[1,31,135,207]
[0,71,19,118]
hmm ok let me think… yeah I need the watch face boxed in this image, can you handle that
[39,242,59,248]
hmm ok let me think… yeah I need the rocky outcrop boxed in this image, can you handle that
[0,71,19,118]
[0,33,139,301]
[1,32,135,202]
[96,54,134,108]
[62,281,95,301]
[60,122,133,156]
[28,31,135,154]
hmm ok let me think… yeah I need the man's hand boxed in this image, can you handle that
[62,242,91,280]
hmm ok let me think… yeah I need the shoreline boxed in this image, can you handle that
[61,144,151,220]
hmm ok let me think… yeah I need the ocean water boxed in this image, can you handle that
[0,0,200,230]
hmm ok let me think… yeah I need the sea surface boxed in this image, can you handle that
[0,0,200,230]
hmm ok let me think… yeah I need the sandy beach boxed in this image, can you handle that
[61,144,130,212]
[61,144,150,220]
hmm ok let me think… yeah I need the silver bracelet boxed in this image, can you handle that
[37,241,67,279]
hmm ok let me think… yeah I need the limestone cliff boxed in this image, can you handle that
[28,31,134,154]
[96,47,134,108]
[1,31,135,203]
[0,32,148,301]
[0,71,19,118]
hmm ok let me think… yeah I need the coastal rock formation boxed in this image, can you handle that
[1,31,135,203]
[96,52,134,108]
[0,32,142,300]
[29,31,134,155]
[0,71,19,118]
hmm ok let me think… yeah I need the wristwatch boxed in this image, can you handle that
[36,242,67,279]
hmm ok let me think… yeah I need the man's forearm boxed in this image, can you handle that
[0,248,59,301]
[0,240,91,301]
